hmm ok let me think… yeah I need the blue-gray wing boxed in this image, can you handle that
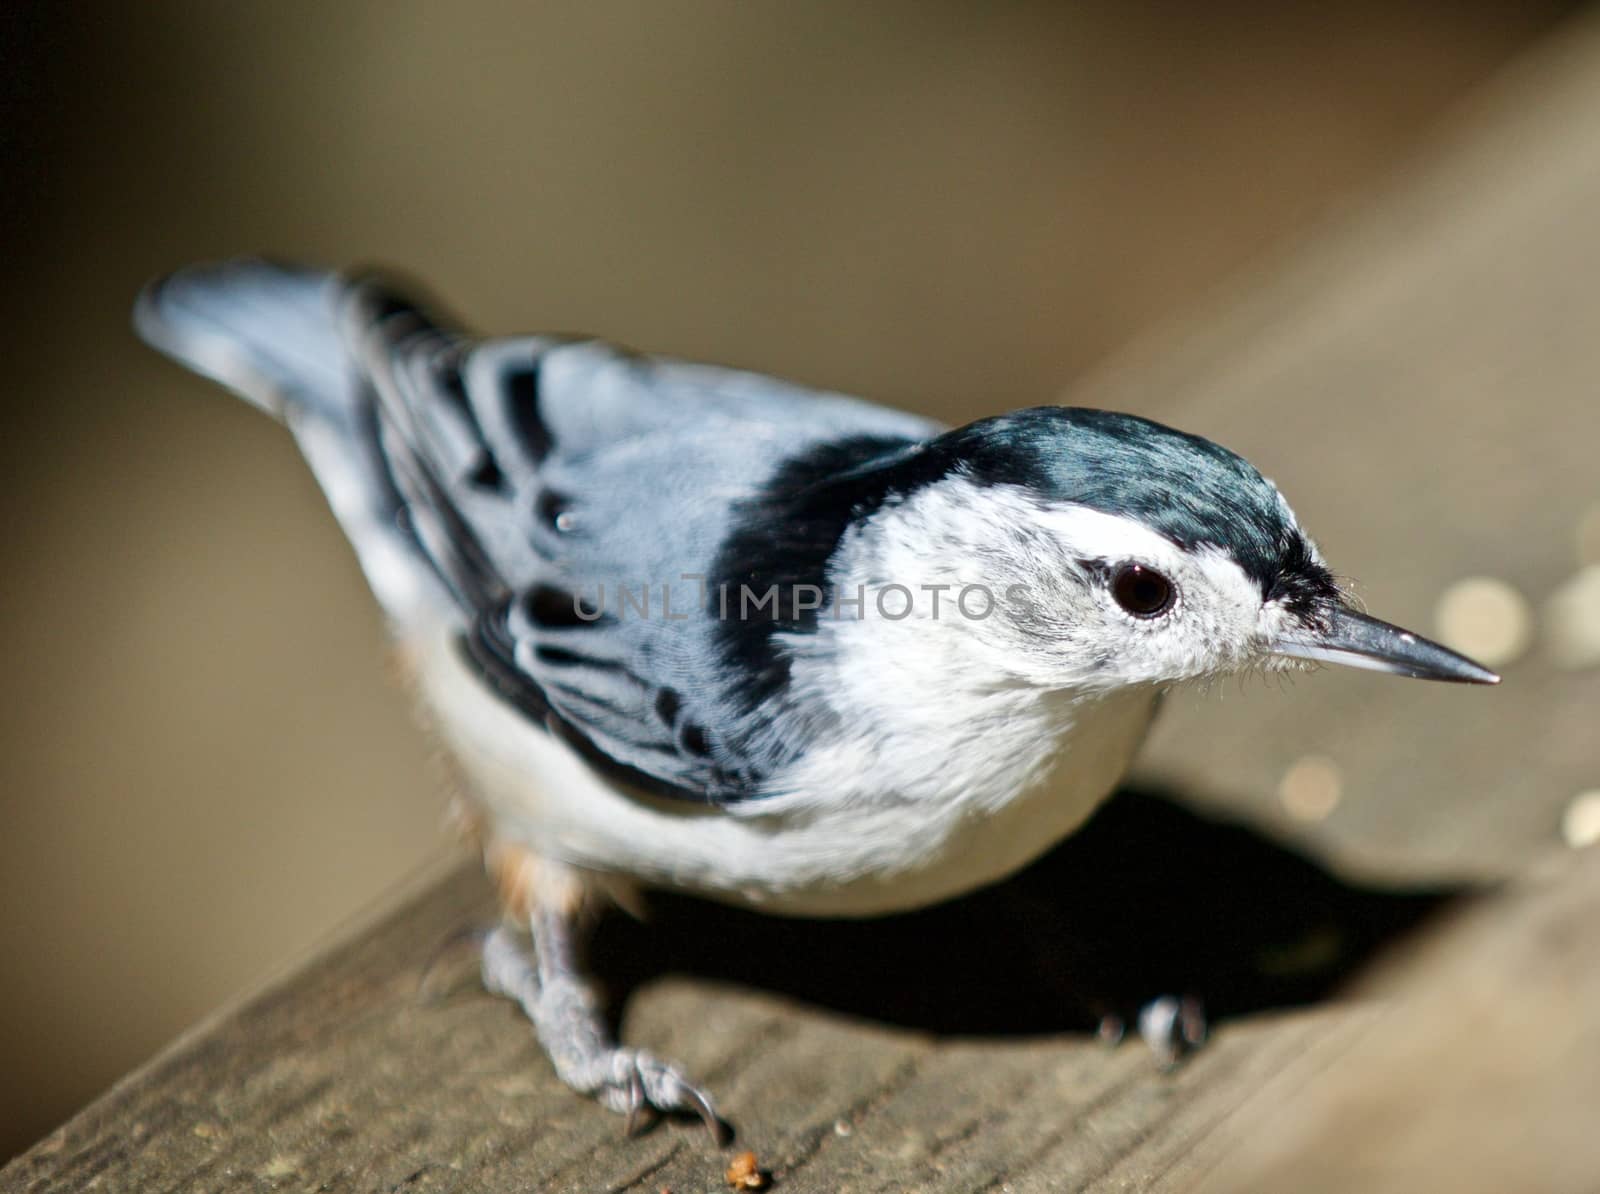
[137,260,939,803]
[346,275,941,803]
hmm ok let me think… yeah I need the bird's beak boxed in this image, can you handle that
[1270,604,1500,684]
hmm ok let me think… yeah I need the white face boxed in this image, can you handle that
[1010,502,1312,688]
[838,478,1320,692]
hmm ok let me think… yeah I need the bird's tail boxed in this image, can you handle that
[134,258,458,624]
[134,259,359,423]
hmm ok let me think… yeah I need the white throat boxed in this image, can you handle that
[741,479,1165,913]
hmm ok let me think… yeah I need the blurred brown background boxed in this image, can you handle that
[0,0,1579,1159]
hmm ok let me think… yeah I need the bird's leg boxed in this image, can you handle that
[479,869,726,1143]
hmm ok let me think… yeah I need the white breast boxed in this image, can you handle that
[409,616,1157,919]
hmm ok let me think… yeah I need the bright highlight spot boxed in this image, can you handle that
[1279,755,1343,822]
[1544,565,1600,671]
[1434,576,1533,669]
[1561,790,1600,850]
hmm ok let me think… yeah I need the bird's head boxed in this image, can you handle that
[853,407,1498,693]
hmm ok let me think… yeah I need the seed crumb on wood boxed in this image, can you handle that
[725,1150,770,1190]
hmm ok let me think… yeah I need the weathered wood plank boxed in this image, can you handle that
[9,8,1600,1191]
[0,854,1394,1194]
[1191,852,1600,1194]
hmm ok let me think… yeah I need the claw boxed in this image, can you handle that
[1138,994,1207,1069]
[623,1068,648,1138]
[679,1084,729,1146]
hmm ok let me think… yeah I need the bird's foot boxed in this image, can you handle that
[1137,994,1208,1069]
[594,1046,725,1142]
[481,924,727,1144]
[1095,994,1207,1068]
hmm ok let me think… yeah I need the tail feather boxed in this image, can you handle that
[134,258,457,624]
[134,259,356,421]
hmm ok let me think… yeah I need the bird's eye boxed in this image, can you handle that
[1110,563,1174,618]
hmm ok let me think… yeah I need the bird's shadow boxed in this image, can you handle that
[589,784,1473,1036]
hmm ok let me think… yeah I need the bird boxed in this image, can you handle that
[134,259,1497,1141]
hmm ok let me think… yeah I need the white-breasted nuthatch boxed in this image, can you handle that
[135,260,1496,1140]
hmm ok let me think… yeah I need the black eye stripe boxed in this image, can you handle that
[1110,562,1175,618]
